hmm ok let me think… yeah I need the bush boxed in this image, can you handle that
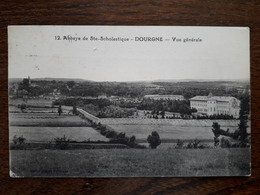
[147,131,161,149]
[72,105,78,115]
[175,139,210,149]
[54,135,70,149]
[220,137,231,148]
[11,135,28,150]
[175,139,184,149]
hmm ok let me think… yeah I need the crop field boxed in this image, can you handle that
[108,124,238,142]
[10,148,250,177]
[9,98,53,107]
[9,105,60,113]
[10,126,109,142]
[9,113,89,127]
[9,107,109,144]
[99,118,240,127]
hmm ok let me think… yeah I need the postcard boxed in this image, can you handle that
[8,26,250,177]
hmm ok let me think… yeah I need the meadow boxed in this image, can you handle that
[10,126,109,143]
[10,148,251,177]
[108,124,238,143]
[9,113,89,127]
[9,99,251,177]
[9,98,53,107]
[9,104,108,145]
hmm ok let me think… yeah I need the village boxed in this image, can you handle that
[9,76,248,120]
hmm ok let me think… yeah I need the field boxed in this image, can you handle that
[10,148,251,177]
[8,98,251,177]
[9,98,53,107]
[9,113,90,127]
[9,105,58,113]
[99,118,240,126]
[9,105,108,143]
[10,126,109,142]
[107,123,238,143]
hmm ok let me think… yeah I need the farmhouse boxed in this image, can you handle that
[189,93,240,118]
[143,95,185,101]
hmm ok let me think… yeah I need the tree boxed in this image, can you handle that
[67,80,76,89]
[147,131,161,149]
[160,110,165,119]
[211,111,250,147]
[22,78,30,88]
[72,105,77,115]
[130,135,136,143]
[58,105,62,116]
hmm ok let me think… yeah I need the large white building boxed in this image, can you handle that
[144,95,184,101]
[189,93,240,118]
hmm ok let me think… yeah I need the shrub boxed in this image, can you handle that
[20,103,27,111]
[175,139,210,149]
[175,139,184,149]
[186,139,201,149]
[54,135,70,149]
[147,131,161,149]
[105,130,117,139]
[11,135,28,150]
[220,137,231,148]
[72,105,78,115]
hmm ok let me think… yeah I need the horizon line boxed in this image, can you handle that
[9,77,250,83]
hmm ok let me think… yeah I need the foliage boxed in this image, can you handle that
[212,114,250,148]
[89,121,146,149]
[11,78,249,108]
[138,99,197,116]
[12,135,28,149]
[67,81,76,88]
[54,135,70,149]
[54,98,112,109]
[97,105,136,118]
[196,114,234,120]
[58,105,62,115]
[72,105,78,115]
[186,139,202,149]
[19,103,27,111]
[147,131,161,149]
[220,137,232,148]
[175,139,185,149]
[175,139,210,149]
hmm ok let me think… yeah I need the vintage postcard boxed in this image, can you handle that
[8,26,250,177]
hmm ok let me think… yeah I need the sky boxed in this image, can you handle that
[8,26,250,82]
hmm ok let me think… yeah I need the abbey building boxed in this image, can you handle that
[189,93,240,118]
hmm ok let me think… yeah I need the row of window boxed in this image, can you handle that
[191,101,229,106]
[191,103,229,109]
[196,108,238,116]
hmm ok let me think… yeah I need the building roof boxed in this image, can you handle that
[144,95,183,98]
[189,96,208,101]
[190,95,236,102]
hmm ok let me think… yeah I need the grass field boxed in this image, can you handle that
[8,104,251,177]
[10,148,250,177]
[9,105,59,113]
[9,98,53,107]
[10,126,109,142]
[9,113,89,127]
[9,109,108,143]
[108,124,238,142]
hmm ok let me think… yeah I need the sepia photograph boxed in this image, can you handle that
[8,26,250,177]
